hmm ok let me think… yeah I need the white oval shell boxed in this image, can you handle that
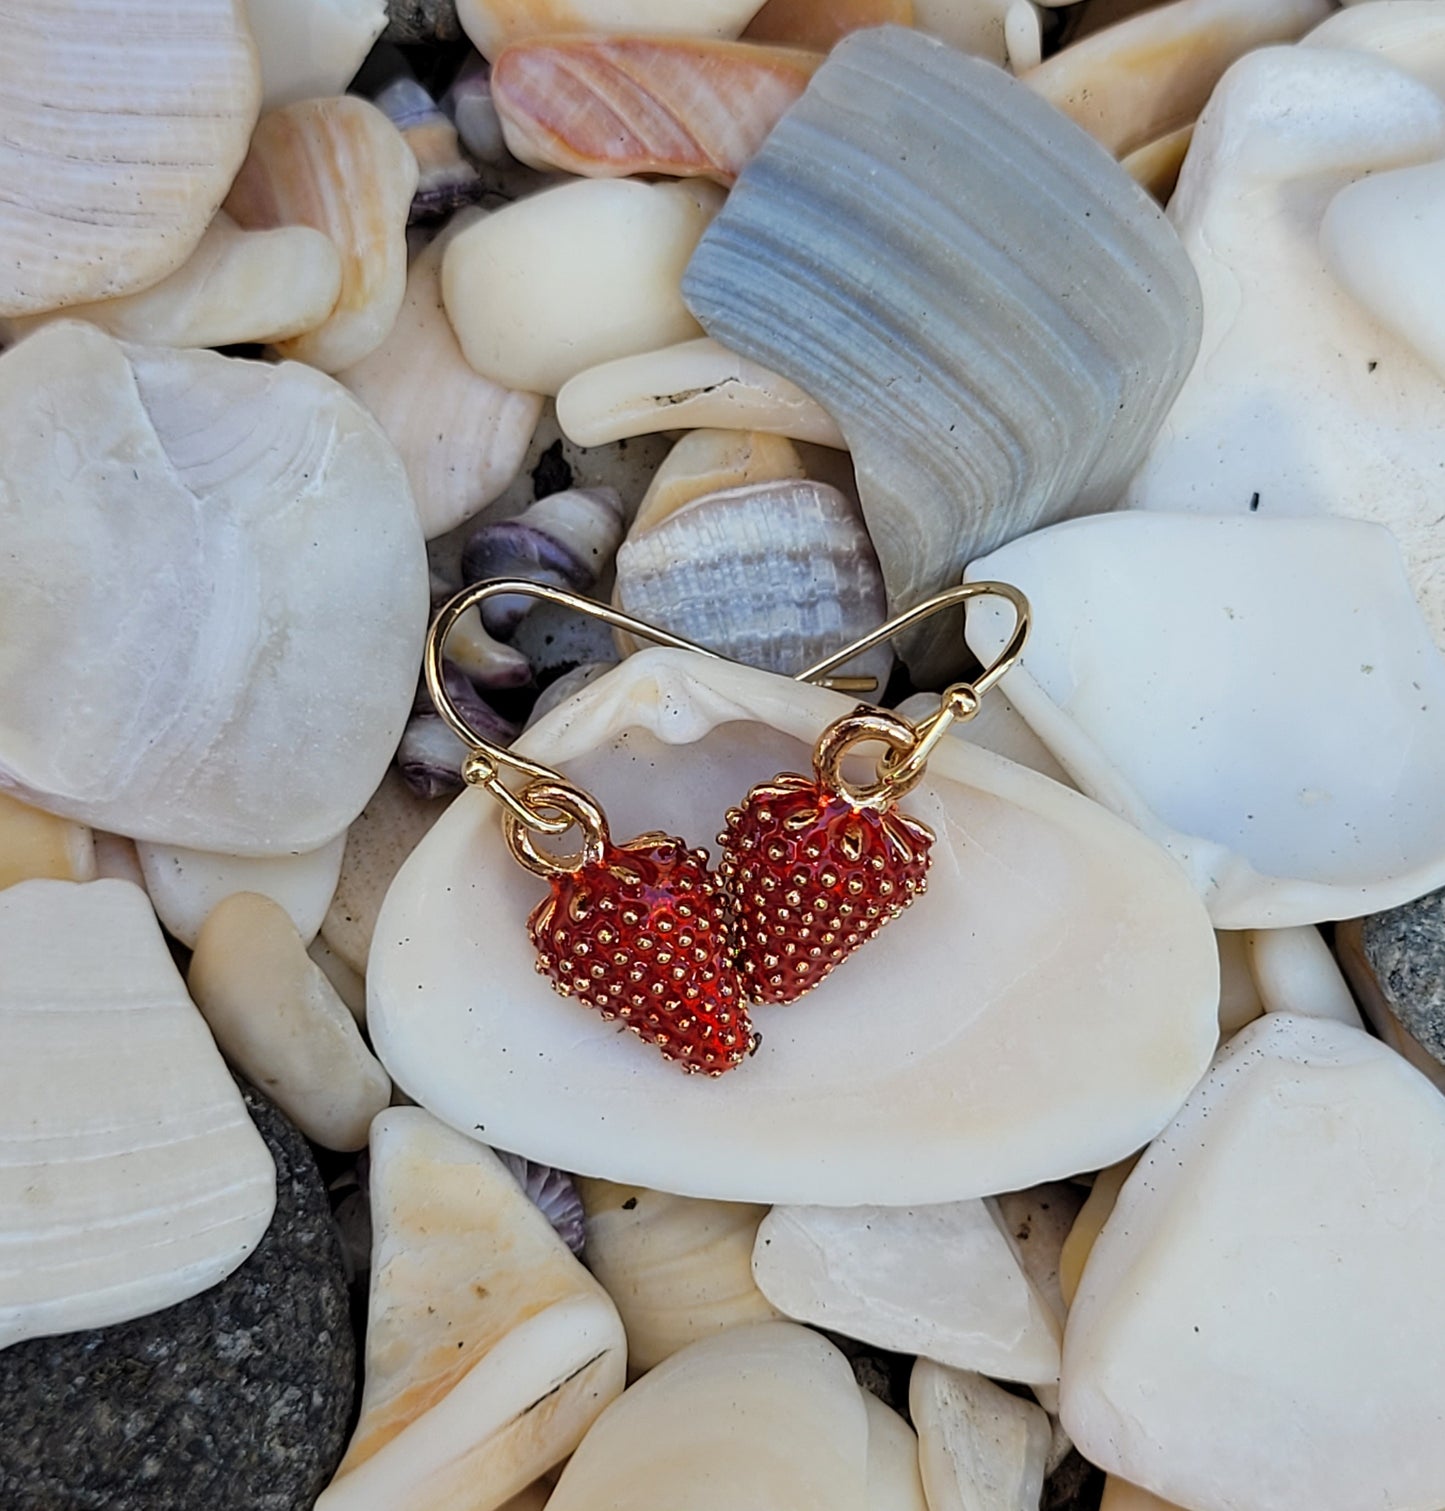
[967,512,1445,928]
[368,649,1219,1206]
[0,879,276,1348]
[0,0,260,317]
[0,323,429,854]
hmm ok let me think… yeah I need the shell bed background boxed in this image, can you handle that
[3,2,1445,1510]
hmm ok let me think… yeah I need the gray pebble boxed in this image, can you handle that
[1359,887,1445,1065]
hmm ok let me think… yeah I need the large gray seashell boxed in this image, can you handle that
[681,25,1202,677]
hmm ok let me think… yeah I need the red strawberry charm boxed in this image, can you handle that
[527,830,756,1075]
[719,773,934,1005]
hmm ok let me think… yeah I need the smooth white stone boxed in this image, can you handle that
[324,769,450,978]
[911,1360,1052,1511]
[340,213,543,540]
[188,893,391,1151]
[753,1201,1061,1384]
[545,1322,870,1511]
[0,879,275,1348]
[557,337,847,449]
[576,1180,778,1374]
[317,1108,626,1511]
[1245,925,1363,1027]
[137,834,345,949]
[369,649,1219,1206]
[1320,157,1445,383]
[864,1394,928,1511]
[308,934,367,1025]
[458,0,769,59]
[443,180,722,395]
[1062,1013,1445,1511]
[243,0,387,110]
[0,323,428,855]
[0,792,95,891]
[1306,1,1445,99]
[1121,46,1445,650]
[968,513,1445,927]
[1,214,342,350]
[1215,929,1265,1035]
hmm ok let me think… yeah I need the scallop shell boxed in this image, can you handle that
[745,0,912,49]
[0,322,428,855]
[2,212,343,350]
[0,0,260,318]
[1022,0,1332,159]
[368,649,1219,1206]
[458,0,772,59]
[556,336,846,448]
[544,1323,869,1511]
[316,1109,625,1511]
[493,36,821,185]
[681,25,1202,677]
[575,1179,779,1373]
[339,215,543,540]
[0,879,276,1348]
[966,513,1445,928]
[225,96,418,373]
[496,1155,587,1254]
[613,477,894,685]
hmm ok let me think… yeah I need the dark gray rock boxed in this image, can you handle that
[384,0,462,43]
[1357,888,1445,1065]
[1043,1449,1106,1511]
[0,1086,356,1511]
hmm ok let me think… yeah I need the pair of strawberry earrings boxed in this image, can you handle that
[426,576,1030,1078]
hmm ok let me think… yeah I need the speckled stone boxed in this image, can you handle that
[0,1085,356,1511]
[1357,887,1445,1065]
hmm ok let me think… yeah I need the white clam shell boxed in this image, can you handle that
[242,0,387,110]
[1061,1015,1445,1511]
[752,1200,1063,1384]
[136,833,346,949]
[442,179,722,396]
[368,649,1219,1206]
[316,1107,625,1511]
[556,336,846,449]
[967,513,1445,928]
[1,212,343,350]
[0,0,260,317]
[0,879,276,1348]
[575,1180,779,1374]
[544,1322,870,1511]
[226,96,418,373]
[0,322,428,855]
[340,213,543,540]
[1121,45,1445,648]
[614,478,892,684]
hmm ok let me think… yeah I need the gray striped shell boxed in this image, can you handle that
[682,25,1202,677]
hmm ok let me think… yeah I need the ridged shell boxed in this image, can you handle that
[614,477,893,685]
[1022,0,1332,159]
[0,879,276,1348]
[2,212,343,350]
[0,322,428,855]
[681,25,1202,677]
[493,36,821,185]
[745,0,912,49]
[225,96,418,373]
[0,0,260,317]
[340,213,543,540]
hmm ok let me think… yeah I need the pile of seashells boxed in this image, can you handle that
[4,0,1445,1508]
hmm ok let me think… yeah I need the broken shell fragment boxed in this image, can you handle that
[225,96,419,373]
[243,0,387,110]
[493,36,821,185]
[373,75,483,222]
[682,25,1201,677]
